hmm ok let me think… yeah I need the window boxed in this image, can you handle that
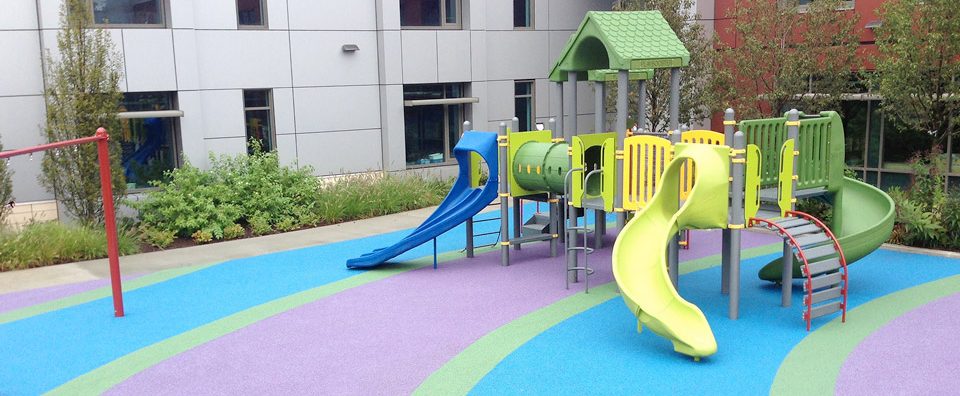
[400,0,460,28]
[404,84,469,166]
[514,81,535,132]
[90,0,166,26]
[118,92,180,189]
[243,90,275,154]
[791,0,855,12]
[237,0,266,28]
[513,0,533,28]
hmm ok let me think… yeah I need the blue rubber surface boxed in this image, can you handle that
[0,209,503,395]
[470,249,960,395]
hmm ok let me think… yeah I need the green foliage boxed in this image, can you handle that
[134,148,454,242]
[887,150,960,250]
[140,226,175,249]
[248,215,272,236]
[713,0,860,118]
[223,223,245,240]
[0,140,13,223]
[610,0,722,132]
[41,0,126,225]
[873,0,960,148]
[129,161,242,239]
[191,229,213,244]
[797,197,832,224]
[0,221,139,271]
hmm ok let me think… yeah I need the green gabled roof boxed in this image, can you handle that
[587,69,654,82]
[549,11,690,82]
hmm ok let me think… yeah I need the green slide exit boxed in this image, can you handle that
[612,143,732,359]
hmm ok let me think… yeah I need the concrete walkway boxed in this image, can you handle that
[0,204,486,294]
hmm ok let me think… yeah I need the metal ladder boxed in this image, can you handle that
[563,168,599,292]
[465,201,502,255]
[750,210,848,330]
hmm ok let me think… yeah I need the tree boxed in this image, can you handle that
[611,0,723,132]
[873,0,960,147]
[714,0,860,119]
[42,0,125,225]
[0,140,13,224]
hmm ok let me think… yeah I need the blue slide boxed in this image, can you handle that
[346,131,499,268]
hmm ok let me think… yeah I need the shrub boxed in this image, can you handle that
[223,223,245,240]
[887,149,960,250]
[0,221,139,271]
[249,215,272,236]
[140,226,175,249]
[191,230,213,244]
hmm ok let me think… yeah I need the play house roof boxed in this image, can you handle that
[549,11,689,82]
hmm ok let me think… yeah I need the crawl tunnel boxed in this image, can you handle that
[513,141,569,194]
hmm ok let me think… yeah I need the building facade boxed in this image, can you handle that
[0,0,610,217]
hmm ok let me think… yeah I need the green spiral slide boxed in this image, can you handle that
[612,143,732,359]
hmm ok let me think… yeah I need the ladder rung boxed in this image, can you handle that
[805,272,843,291]
[474,231,500,237]
[567,247,595,254]
[794,233,830,248]
[788,224,822,236]
[803,257,841,277]
[808,301,842,319]
[806,286,843,306]
[802,244,838,261]
[775,218,809,228]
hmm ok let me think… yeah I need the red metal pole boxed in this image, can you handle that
[95,128,124,317]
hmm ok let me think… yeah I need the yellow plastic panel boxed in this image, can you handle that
[622,135,673,211]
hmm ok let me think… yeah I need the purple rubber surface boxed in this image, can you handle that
[0,277,134,314]
[109,230,778,395]
[836,292,960,395]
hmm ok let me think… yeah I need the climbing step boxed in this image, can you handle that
[803,257,842,277]
[774,218,809,228]
[786,224,822,236]
[806,286,843,306]
[808,301,843,319]
[794,233,831,248]
[802,244,838,261]
[805,272,843,291]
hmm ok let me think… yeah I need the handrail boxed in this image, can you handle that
[787,210,848,323]
[582,168,603,204]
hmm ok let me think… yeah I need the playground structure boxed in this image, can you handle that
[347,10,894,360]
[0,128,125,317]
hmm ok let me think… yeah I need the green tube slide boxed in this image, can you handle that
[758,177,896,281]
[612,143,731,359]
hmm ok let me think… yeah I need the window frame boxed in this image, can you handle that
[791,0,856,13]
[400,0,463,30]
[514,80,536,132]
[236,0,269,29]
[88,0,170,28]
[117,91,183,192]
[403,83,471,168]
[513,0,534,30]
[242,89,277,154]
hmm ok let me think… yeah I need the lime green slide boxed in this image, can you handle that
[758,177,895,280]
[612,143,731,359]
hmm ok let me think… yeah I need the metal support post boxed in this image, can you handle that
[594,81,606,133]
[729,131,746,319]
[513,197,522,250]
[782,109,800,306]
[615,70,628,229]
[498,122,510,266]
[463,120,475,258]
[555,83,564,140]
[566,71,579,284]
[721,109,735,294]
[638,80,647,133]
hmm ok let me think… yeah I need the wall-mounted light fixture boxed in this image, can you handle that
[342,44,360,53]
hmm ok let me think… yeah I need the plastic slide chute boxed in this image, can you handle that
[612,143,731,359]
[346,131,499,269]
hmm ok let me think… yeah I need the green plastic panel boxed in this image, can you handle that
[507,130,553,197]
[549,11,690,82]
[777,139,796,217]
[469,152,483,188]
[587,69,654,82]
[739,117,787,188]
[570,132,617,208]
[602,137,615,212]
[744,144,762,221]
